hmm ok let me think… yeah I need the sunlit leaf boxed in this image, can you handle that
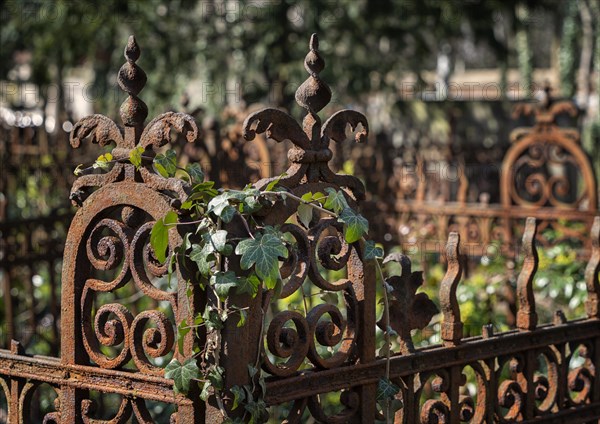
[150,211,177,263]
[165,358,200,395]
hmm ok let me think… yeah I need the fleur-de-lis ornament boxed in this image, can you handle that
[511,83,578,130]
[69,36,198,205]
[243,34,369,200]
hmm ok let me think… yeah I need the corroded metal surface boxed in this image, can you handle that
[0,34,599,424]
[393,88,597,257]
[241,34,375,422]
[1,36,202,423]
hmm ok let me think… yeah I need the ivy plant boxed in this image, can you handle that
[135,149,401,422]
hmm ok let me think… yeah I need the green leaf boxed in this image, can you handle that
[297,203,313,228]
[300,192,314,202]
[324,188,348,213]
[93,152,113,170]
[237,309,247,327]
[265,172,287,191]
[220,206,236,223]
[208,366,224,390]
[247,364,258,379]
[129,146,145,169]
[236,274,260,297]
[245,399,268,424]
[376,377,400,401]
[150,211,177,263]
[235,233,288,289]
[312,191,326,202]
[189,243,214,276]
[177,319,191,355]
[186,163,204,183]
[231,385,246,410]
[338,207,369,243]
[364,240,384,260]
[202,307,224,330]
[154,149,177,177]
[165,358,200,395]
[210,230,230,253]
[211,271,239,299]
[207,193,237,223]
[241,195,262,213]
[199,380,211,401]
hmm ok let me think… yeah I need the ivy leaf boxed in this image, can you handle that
[129,146,145,169]
[186,163,204,183]
[247,364,258,379]
[297,203,313,228]
[202,307,224,331]
[241,195,262,213]
[364,240,384,260]
[208,366,224,390]
[245,399,268,424]
[376,377,400,401]
[235,233,288,289]
[200,380,212,401]
[210,230,231,254]
[236,274,260,297]
[189,243,214,276]
[338,207,369,243]
[311,191,326,202]
[154,149,177,177]
[237,309,247,327]
[93,152,113,170]
[220,206,236,223]
[165,358,200,395]
[265,172,287,191]
[324,188,348,213]
[192,181,218,200]
[150,211,177,264]
[177,319,191,355]
[231,385,246,410]
[211,271,239,299]
[207,193,236,223]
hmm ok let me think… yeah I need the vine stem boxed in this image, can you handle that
[212,218,227,419]
[375,258,392,423]
[238,212,255,239]
[260,190,337,217]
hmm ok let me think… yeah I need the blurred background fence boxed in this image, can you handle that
[0,1,599,420]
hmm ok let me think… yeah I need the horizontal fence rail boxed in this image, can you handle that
[0,34,599,424]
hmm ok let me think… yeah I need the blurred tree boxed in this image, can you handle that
[2,0,580,119]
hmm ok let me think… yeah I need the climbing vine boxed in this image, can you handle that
[72,144,410,422]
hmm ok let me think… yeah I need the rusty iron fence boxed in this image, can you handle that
[0,34,599,423]
[387,87,598,258]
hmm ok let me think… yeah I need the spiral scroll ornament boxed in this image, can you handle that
[79,206,178,375]
[503,85,597,211]
[567,343,595,405]
[496,356,526,421]
[261,221,359,377]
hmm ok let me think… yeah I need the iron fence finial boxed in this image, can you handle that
[118,35,148,134]
[295,33,331,114]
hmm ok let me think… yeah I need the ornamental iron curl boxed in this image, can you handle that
[242,34,375,422]
[69,36,198,206]
[243,34,369,202]
[502,86,597,211]
[59,36,202,423]
[2,35,600,424]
